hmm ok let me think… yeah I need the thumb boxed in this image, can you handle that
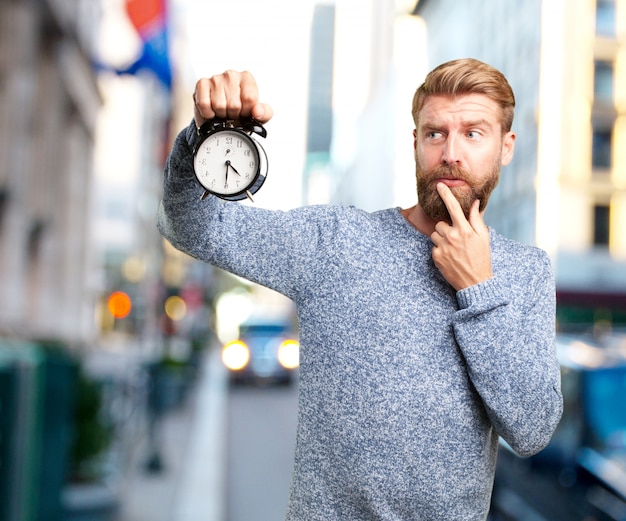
[252,103,273,124]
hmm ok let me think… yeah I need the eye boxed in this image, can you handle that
[427,131,442,140]
[467,130,485,141]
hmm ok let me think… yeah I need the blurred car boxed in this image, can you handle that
[221,320,300,385]
[490,333,626,521]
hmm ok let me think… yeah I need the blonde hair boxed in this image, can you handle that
[412,58,515,133]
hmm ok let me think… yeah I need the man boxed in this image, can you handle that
[158,58,563,520]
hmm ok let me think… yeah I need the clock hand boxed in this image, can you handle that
[228,162,242,177]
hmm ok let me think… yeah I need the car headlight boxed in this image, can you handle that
[278,340,300,369]
[222,340,250,371]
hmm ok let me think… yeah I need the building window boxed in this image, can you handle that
[594,60,614,102]
[0,187,7,231]
[593,204,610,246]
[27,219,46,261]
[592,128,612,169]
[596,0,616,36]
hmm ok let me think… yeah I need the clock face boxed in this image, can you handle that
[193,129,261,196]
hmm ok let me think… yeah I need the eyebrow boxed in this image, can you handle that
[464,118,494,129]
[420,118,496,133]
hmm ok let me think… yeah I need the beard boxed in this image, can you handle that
[416,160,501,225]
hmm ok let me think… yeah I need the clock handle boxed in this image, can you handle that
[241,118,267,139]
[196,117,266,139]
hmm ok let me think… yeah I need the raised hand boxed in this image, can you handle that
[430,182,493,291]
[193,70,273,129]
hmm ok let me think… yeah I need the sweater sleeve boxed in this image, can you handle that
[157,122,320,300]
[452,249,563,457]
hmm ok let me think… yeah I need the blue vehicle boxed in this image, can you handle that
[490,334,626,520]
[221,320,300,385]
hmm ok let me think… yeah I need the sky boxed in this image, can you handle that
[175,0,321,209]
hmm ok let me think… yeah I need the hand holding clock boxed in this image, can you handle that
[192,71,271,202]
[193,70,273,129]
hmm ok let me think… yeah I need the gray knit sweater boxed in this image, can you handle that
[158,123,563,520]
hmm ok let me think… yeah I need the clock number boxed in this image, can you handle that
[249,161,256,168]
[244,150,251,157]
[226,136,233,145]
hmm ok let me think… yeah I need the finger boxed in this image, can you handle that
[430,222,448,246]
[433,221,449,238]
[238,70,259,118]
[193,78,216,126]
[238,71,273,123]
[216,70,244,120]
[436,182,466,225]
[468,199,490,235]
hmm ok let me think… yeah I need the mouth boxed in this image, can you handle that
[435,177,468,189]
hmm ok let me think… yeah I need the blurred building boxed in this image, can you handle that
[0,0,182,349]
[0,0,102,344]
[303,3,336,205]
[411,0,626,329]
[319,0,426,211]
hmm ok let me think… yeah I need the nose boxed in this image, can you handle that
[442,134,462,165]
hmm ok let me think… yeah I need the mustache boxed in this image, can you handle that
[422,164,473,184]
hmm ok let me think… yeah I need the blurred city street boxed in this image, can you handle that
[225,382,298,521]
[2,0,626,520]
[85,337,299,521]
[111,344,229,521]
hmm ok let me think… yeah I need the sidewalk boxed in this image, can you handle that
[115,346,228,521]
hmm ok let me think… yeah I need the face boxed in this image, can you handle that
[414,93,516,224]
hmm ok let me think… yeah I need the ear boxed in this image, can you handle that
[501,131,516,166]
[413,128,417,150]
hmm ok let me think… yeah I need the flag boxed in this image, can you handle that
[120,0,172,90]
